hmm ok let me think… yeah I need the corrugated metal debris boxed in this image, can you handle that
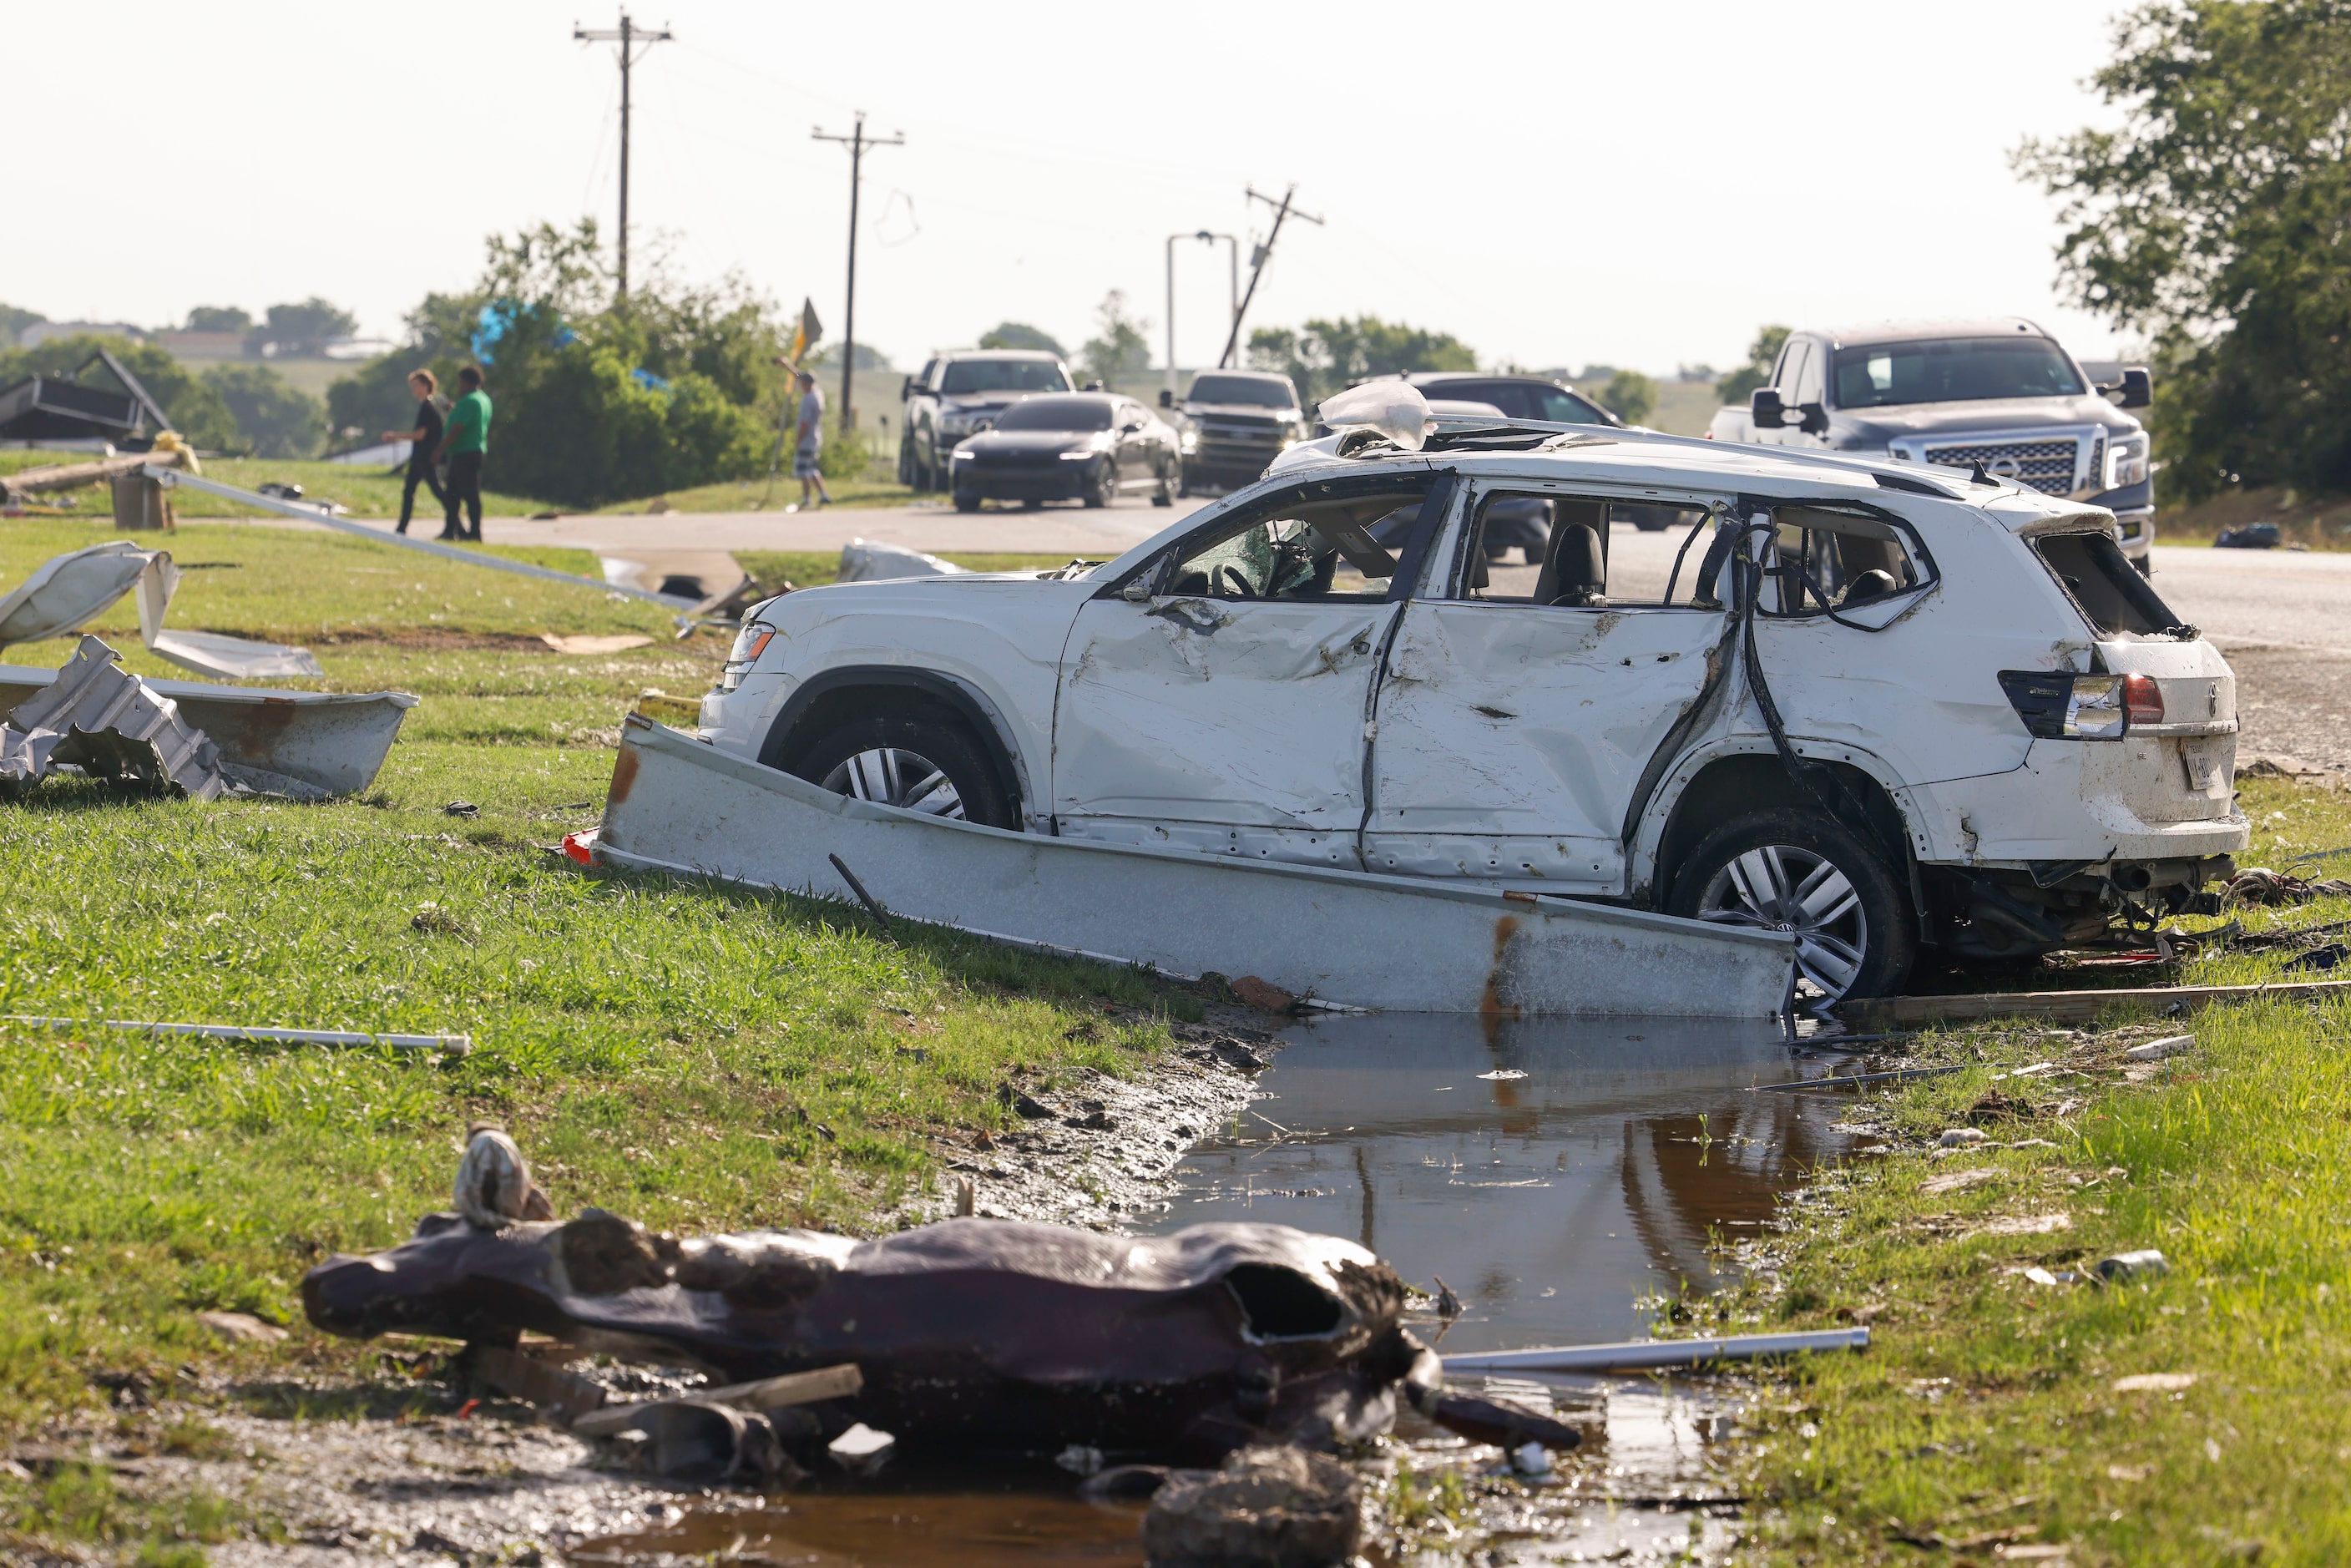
[0,539,322,679]
[0,636,224,799]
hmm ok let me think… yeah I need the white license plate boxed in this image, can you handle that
[2180,736,2227,792]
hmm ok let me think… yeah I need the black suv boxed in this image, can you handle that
[900,352,1075,491]
[1156,369,1307,496]
[1403,372,1616,427]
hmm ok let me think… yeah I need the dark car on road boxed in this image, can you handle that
[1157,369,1308,496]
[901,351,1076,491]
[948,392,1179,512]
[1403,372,1616,428]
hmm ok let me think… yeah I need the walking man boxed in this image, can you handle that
[439,365,492,542]
[791,370,831,513]
[384,369,446,536]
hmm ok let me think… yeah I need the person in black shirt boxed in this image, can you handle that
[385,370,447,535]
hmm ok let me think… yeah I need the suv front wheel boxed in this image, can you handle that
[1666,807,1915,1003]
[788,713,1017,830]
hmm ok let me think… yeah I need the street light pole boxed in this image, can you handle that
[1165,230,1240,402]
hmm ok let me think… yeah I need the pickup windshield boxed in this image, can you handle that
[993,397,1113,432]
[1187,374,1295,407]
[1833,338,2085,409]
[940,359,1069,396]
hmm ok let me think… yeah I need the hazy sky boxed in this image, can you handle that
[14,1,2136,375]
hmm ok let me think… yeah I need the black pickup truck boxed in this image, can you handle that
[899,351,1075,491]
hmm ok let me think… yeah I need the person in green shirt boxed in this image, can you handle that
[437,364,492,541]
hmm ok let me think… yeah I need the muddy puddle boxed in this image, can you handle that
[579,1016,1848,1565]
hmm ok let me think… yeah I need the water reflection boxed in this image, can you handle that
[1144,1013,1843,1351]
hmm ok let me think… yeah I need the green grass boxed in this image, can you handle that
[1721,775,2351,1564]
[0,516,1201,1479]
[0,452,554,523]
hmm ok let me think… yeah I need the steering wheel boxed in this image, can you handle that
[1219,564,1257,599]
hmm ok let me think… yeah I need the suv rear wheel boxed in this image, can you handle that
[1666,807,1915,1003]
[788,713,1017,830]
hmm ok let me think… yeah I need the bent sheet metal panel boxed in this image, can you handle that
[0,664,415,795]
[593,717,1796,1017]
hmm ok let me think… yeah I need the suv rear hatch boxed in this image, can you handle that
[2027,528,2235,825]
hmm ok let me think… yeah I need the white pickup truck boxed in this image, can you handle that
[1708,319,2156,572]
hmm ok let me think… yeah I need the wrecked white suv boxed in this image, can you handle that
[699,412,2245,1001]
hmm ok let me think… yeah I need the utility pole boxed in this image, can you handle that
[574,11,675,301]
[812,111,906,435]
[1165,230,1238,402]
[1218,185,1323,369]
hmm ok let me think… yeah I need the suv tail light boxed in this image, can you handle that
[1997,670,2140,740]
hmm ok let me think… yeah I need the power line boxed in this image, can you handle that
[811,111,904,436]
[1219,185,1323,368]
[573,10,675,300]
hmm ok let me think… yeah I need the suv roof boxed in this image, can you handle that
[1193,369,1291,384]
[941,349,1064,362]
[1813,317,2055,350]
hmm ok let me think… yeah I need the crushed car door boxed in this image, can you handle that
[1052,471,1446,867]
[1364,487,1729,893]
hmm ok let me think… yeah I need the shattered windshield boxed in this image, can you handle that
[1831,338,2085,408]
[993,397,1113,432]
[940,359,1069,396]
[1187,374,1296,407]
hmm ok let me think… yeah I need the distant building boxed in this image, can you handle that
[19,321,145,348]
[153,331,249,359]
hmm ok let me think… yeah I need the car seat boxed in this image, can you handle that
[1531,500,1608,607]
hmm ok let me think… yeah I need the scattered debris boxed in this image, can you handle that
[2284,943,2349,973]
[826,1423,895,1478]
[1420,1391,1583,1452]
[629,689,700,726]
[193,1310,286,1344]
[303,1130,1434,1461]
[1843,976,2351,1030]
[541,633,655,655]
[1974,1213,2072,1237]
[2112,1371,2196,1393]
[1230,976,1299,1013]
[2123,1034,2195,1062]
[599,1399,797,1484]
[1140,1446,1363,1568]
[828,851,896,936]
[0,539,322,679]
[573,1364,864,1436]
[0,441,195,507]
[0,635,224,799]
[468,1344,607,1425]
[1476,1068,1528,1080]
[442,800,480,817]
[6,1014,468,1055]
[1752,1065,1962,1093]
[836,538,969,583]
[1432,1277,1463,1319]
[1439,1328,1869,1374]
[2096,1249,2171,1283]
[1923,1167,2004,1196]
[1939,1128,1992,1149]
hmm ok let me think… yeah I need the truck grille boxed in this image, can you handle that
[1193,417,1287,471]
[1918,434,2088,496]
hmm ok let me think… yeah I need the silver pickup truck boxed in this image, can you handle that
[1707,318,2156,571]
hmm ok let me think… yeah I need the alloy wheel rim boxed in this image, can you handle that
[822,747,966,819]
[1695,844,1867,1000]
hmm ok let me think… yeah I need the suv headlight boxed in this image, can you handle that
[718,622,777,693]
[1181,430,1198,453]
[2106,433,2151,489]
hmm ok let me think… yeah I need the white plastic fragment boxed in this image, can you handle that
[453,1125,554,1230]
[1938,1127,1990,1148]
[2124,1034,2194,1062]
[1509,1440,1552,1478]
[837,539,968,583]
[1316,381,1435,452]
[2096,1249,2171,1283]
[5,1014,468,1055]
[827,1422,895,1477]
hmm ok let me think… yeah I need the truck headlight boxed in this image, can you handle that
[1181,431,1198,453]
[2106,434,2151,489]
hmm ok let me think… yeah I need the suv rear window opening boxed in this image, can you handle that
[2031,531,2181,636]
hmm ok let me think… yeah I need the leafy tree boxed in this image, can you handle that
[2017,0,2351,498]
[1246,316,1477,405]
[202,363,326,458]
[185,306,250,334]
[0,334,237,448]
[0,303,46,347]
[978,321,1067,357]
[1079,291,1153,384]
[807,342,892,371]
[1716,326,1790,406]
[1601,369,1659,426]
[252,298,358,356]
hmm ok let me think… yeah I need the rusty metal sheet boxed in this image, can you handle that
[591,716,1795,1017]
[0,658,415,797]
